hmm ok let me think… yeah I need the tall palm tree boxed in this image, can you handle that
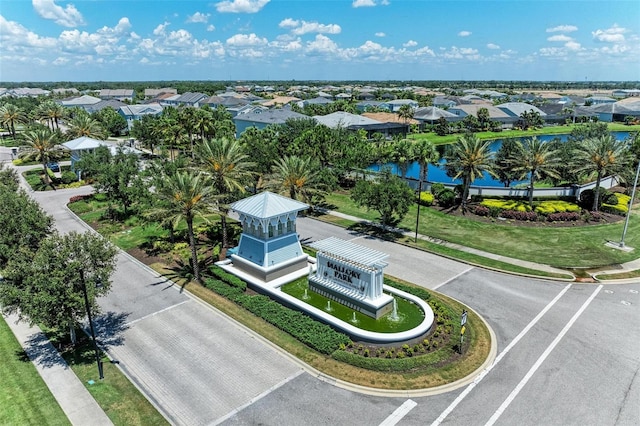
[0,104,28,138]
[266,155,325,203]
[146,171,214,282]
[509,137,561,207]
[572,135,631,211]
[65,115,106,140]
[391,138,414,178]
[34,101,66,130]
[444,133,495,209]
[194,138,254,249]
[19,126,62,185]
[397,105,415,133]
[412,138,439,186]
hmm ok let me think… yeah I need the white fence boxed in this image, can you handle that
[401,175,621,200]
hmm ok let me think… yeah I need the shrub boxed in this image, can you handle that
[579,189,608,210]
[210,266,248,290]
[500,210,538,221]
[547,212,580,222]
[418,191,434,206]
[69,194,91,203]
[438,189,456,208]
[474,205,490,217]
[61,171,77,184]
[430,183,446,198]
[535,200,581,215]
[12,158,23,166]
[602,193,630,216]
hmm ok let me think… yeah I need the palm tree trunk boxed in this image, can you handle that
[529,171,536,207]
[187,217,200,282]
[593,172,603,211]
[42,160,50,185]
[221,213,229,248]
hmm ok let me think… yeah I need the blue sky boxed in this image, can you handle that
[1,0,639,82]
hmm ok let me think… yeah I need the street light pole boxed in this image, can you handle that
[620,158,640,248]
[415,178,422,243]
[79,269,104,380]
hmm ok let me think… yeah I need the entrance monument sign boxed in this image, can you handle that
[309,237,394,319]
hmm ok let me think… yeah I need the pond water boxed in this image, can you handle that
[369,131,633,188]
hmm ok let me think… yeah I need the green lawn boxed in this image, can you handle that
[409,123,640,145]
[324,192,640,269]
[0,316,70,426]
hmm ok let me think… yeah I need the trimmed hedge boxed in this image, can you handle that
[602,193,630,216]
[418,191,434,206]
[209,265,247,290]
[332,346,454,372]
[203,278,350,354]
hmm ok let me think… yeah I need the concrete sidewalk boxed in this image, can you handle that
[3,312,113,426]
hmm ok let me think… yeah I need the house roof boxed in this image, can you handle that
[450,104,511,119]
[587,103,637,114]
[361,112,419,125]
[144,88,177,97]
[309,237,388,268]
[85,99,126,113]
[413,106,457,120]
[62,136,106,150]
[118,104,163,116]
[496,102,547,117]
[234,109,307,124]
[313,111,382,128]
[60,95,101,106]
[260,96,301,107]
[99,89,134,97]
[175,92,208,103]
[231,191,308,219]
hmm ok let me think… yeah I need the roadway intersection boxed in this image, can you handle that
[6,153,639,426]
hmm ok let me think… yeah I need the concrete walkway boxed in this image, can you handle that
[3,312,113,426]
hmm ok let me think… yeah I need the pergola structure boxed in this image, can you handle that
[229,191,309,282]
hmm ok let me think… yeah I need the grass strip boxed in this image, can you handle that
[61,334,169,426]
[0,316,70,426]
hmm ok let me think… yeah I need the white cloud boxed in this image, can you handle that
[460,47,478,55]
[279,18,299,28]
[207,25,215,32]
[546,25,578,33]
[352,0,376,7]
[153,22,170,36]
[215,0,270,13]
[592,25,626,42]
[0,15,58,51]
[458,31,471,37]
[486,43,500,49]
[32,0,85,27]
[565,41,581,51]
[226,33,268,47]
[306,34,339,54]
[403,40,417,47]
[547,34,572,42]
[375,32,385,37]
[186,12,210,23]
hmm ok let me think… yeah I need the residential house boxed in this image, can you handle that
[260,96,301,107]
[356,101,388,112]
[59,95,102,109]
[0,87,51,97]
[586,96,616,105]
[205,95,251,111]
[448,104,514,127]
[172,92,208,107]
[432,96,458,109]
[496,102,547,118]
[233,109,307,138]
[313,111,405,139]
[84,99,126,114]
[99,89,135,102]
[382,99,419,113]
[118,104,163,130]
[63,136,143,171]
[587,102,640,122]
[144,88,177,98]
[612,89,640,98]
[413,106,457,124]
[296,97,334,109]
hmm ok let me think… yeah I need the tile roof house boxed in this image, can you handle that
[99,89,135,102]
[118,104,164,129]
[413,106,457,123]
[260,96,301,107]
[313,111,382,128]
[382,99,420,113]
[172,92,209,107]
[144,88,177,98]
[496,102,547,118]
[233,109,307,138]
[59,95,101,108]
[84,99,126,114]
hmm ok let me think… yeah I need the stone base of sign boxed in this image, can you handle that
[231,253,309,282]
[309,275,394,319]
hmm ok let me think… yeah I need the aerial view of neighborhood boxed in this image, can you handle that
[1,0,639,425]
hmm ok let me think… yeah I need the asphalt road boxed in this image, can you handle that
[6,150,639,426]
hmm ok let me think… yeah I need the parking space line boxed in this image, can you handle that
[379,399,417,426]
[430,283,573,426]
[484,284,603,426]
[432,267,474,290]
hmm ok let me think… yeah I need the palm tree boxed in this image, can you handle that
[194,138,254,249]
[572,135,631,211]
[145,171,214,282]
[391,138,414,178]
[266,155,325,203]
[34,101,66,130]
[412,138,439,186]
[65,115,106,140]
[397,105,415,133]
[0,104,27,138]
[19,126,62,185]
[509,137,561,207]
[444,133,495,209]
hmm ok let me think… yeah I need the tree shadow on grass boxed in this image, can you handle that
[160,257,214,292]
[347,221,404,242]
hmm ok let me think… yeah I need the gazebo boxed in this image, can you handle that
[229,191,309,282]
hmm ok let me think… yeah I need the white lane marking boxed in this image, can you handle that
[212,370,304,425]
[379,399,418,426]
[432,267,474,290]
[430,283,573,426]
[484,285,603,426]
[124,300,190,326]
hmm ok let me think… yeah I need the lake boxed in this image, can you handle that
[369,131,633,188]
